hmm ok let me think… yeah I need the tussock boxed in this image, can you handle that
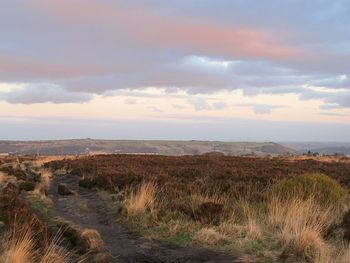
[0,223,73,263]
[80,229,104,251]
[125,182,156,217]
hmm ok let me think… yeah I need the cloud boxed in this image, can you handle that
[149,106,163,113]
[316,112,348,117]
[124,98,137,105]
[0,0,349,109]
[300,88,350,109]
[212,102,227,110]
[188,98,212,111]
[172,104,185,109]
[236,103,287,114]
[0,84,92,104]
[187,99,228,111]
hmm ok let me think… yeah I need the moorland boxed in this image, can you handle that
[1,154,350,262]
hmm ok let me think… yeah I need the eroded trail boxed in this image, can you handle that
[49,173,237,263]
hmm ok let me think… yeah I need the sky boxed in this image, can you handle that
[0,0,349,141]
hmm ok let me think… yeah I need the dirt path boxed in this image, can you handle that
[49,174,237,263]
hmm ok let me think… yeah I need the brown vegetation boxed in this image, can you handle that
[46,155,350,262]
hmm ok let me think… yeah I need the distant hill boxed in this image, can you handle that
[281,142,350,156]
[0,139,296,156]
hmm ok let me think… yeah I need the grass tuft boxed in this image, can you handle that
[125,181,157,217]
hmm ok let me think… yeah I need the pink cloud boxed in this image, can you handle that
[32,0,301,60]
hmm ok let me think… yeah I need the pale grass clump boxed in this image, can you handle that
[0,225,35,263]
[80,229,104,251]
[336,245,350,263]
[126,182,157,217]
[38,169,53,192]
[0,171,4,185]
[193,227,226,245]
[218,217,245,238]
[277,197,333,245]
[238,199,263,240]
[39,232,71,263]
[0,224,72,263]
[0,172,17,189]
[290,227,329,262]
[266,194,336,262]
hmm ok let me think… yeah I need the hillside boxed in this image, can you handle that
[0,139,295,156]
[282,142,350,155]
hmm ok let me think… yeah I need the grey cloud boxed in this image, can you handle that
[172,104,185,109]
[188,99,212,111]
[0,84,92,104]
[187,99,228,111]
[149,107,163,113]
[236,103,287,114]
[300,89,350,109]
[316,112,348,117]
[124,98,137,105]
[0,0,349,108]
[212,102,227,110]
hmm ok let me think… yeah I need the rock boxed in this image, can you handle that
[58,184,73,195]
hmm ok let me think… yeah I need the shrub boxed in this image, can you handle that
[272,173,347,204]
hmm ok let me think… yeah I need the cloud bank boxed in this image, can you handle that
[0,0,349,110]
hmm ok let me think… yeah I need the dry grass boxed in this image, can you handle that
[39,232,72,263]
[289,227,329,262]
[0,172,17,189]
[0,223,73,263]
[125,181,157,217]
[0,171,4,185]
[337,245,350,263]
[265,194,336,262]
[34,156,75,166]
[0,224,35,263]
[193,227,226,245]
[274,197,333,245]
[38,169,53,192]
[232,198,263,240]
[80,229,104,251]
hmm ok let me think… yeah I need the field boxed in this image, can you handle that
[1,154,350,262]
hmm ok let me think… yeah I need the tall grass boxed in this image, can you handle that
[0,220,77,263]
[125,181,157,217]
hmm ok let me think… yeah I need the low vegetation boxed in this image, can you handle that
[54,155,350,262]
[2,154,350,262]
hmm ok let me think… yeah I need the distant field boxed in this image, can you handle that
[0,139,295,156]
